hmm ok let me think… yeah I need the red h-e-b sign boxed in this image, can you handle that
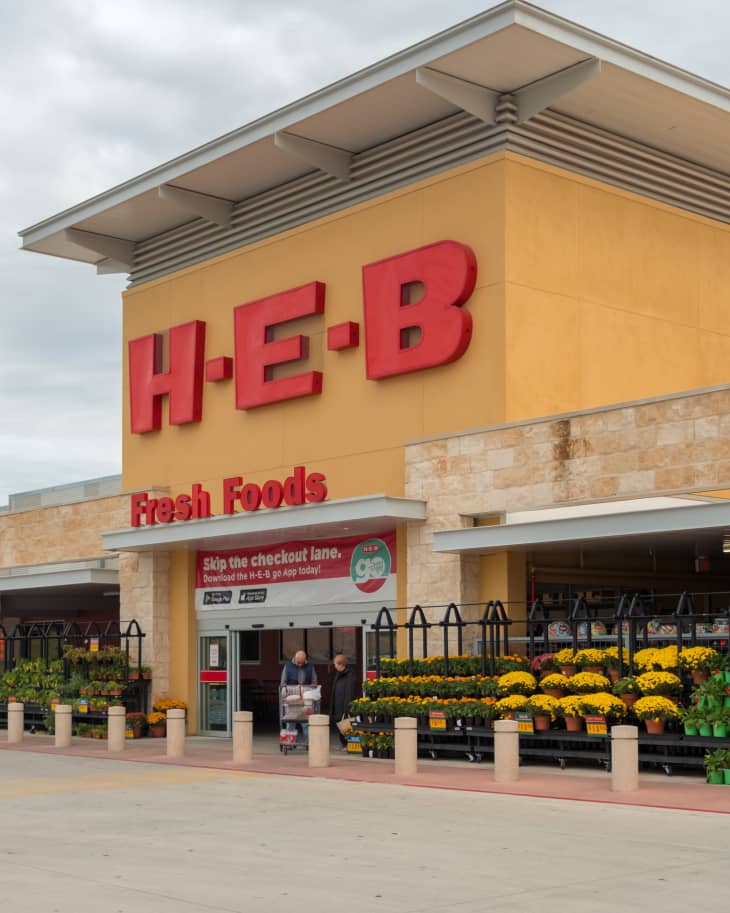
[128,240,477,433]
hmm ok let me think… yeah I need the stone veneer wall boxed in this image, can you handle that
[119,550,171,701]
[405,386,730,621]
[0,494,131,567]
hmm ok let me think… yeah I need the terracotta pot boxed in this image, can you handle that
[644,719,666,735]
[564,716,583,732]
[583,666,605,675]
[533,714,551,731]
[542,688,565,699]
[619,693,638,708]
[559,666,577,677]
[149,725,166,738]
[608,669,620,684]
[691,669,710,685]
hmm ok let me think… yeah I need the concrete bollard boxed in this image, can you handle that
[7,702,24,744]
[307,714,330,768]
[54,704,72,748]
[395,717,418,776]
[166,709,186,758]
[107,706,126,753]
[611,724,639,792]
[233,710,253,763]
[493,719,520,782]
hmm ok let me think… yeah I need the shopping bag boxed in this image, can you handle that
[336,716,354,735]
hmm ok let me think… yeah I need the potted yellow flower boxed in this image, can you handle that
[679,647,720,684]
[632,696,682,734]
[574,648,607,675]
[553,648,576,677]
[578,693,627,724]
[146,711,166,737]
[539,673,569,698]
[524,694,559,731]
[495,694,529,719]
[557,695,585,732]
[565,672,612,695]
[635,671,682,698]
[496,671,537,697]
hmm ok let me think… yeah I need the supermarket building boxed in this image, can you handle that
[13,1,730,732]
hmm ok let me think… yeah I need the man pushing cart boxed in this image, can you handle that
[279,650,319,754]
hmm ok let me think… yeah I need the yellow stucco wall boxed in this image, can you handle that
[121,150,730,698]
[503,156,730,419]
[122,157,507,502]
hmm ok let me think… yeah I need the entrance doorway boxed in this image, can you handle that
[232,626,363,730]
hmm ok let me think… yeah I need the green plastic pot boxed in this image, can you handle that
[714,723,728,738]
[724,672,730,684]
[724,696,730,708]
[684,724,699,736]
[699,723,713,737]
[708,770,724,785]
[724,769,730,785]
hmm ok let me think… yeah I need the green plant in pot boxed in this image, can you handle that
[708,707,730,739]
[612,676,642,708]
[694,674,727,711]
[680,706,704,736]
[704,748,728,785]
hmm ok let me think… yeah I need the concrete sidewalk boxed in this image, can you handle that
[2,731,729,815]
[2,749,728,913]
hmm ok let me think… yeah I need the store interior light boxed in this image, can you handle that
[723,531,730,554]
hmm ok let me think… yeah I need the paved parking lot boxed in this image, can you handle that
[0,749,728,912]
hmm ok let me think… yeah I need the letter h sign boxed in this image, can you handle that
[128,321,206,433]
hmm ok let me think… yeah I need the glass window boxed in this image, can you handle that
[200,636,227,671]
[280,629,305,662]
[332,627,358,664]
[239,630,261,663]
[306,628,331,663]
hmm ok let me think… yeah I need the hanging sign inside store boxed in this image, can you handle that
[130,465,326,526]
[128,240,477,433]
[195,530,396,609]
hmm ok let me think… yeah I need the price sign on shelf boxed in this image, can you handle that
[346,734,362,754]
[585,715,607,736]
[429,711,447,730]
[515,712,534,734]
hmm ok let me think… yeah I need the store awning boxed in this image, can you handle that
[432,499,730,557]
[0,558,119,594]
[102,494,426,553]
[20,2,730,276]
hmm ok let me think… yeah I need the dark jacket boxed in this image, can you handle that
[280,660,317,686]
[330,667,355,720]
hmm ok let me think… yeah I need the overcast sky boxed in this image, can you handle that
[1,0,728,505]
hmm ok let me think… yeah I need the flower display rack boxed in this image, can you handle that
[352,721,730,773]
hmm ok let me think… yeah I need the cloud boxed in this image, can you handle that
[1,0,729,504]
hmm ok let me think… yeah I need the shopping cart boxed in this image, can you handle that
[279,684,321,754]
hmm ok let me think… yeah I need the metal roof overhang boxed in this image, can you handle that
[19,0,730,268]
[432,502,730,557]
[0,566,119,595]
[102,495,426,553]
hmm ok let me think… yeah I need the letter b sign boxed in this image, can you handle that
[362,240,476,380]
